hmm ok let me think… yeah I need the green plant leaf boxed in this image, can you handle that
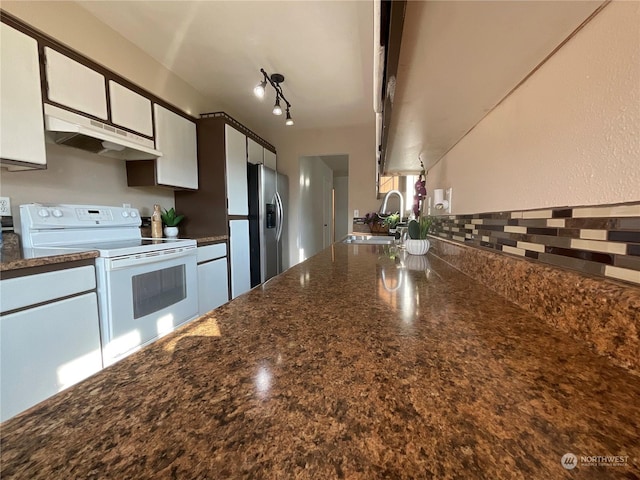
[161,208,184,226]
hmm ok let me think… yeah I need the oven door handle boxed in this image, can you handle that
[105,247,197,270]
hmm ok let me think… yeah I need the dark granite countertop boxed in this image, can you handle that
[0,233,226,274]
[140,226,227,246]
[193,235,227,246]
[0,232,99,273]
[1,244,638,478]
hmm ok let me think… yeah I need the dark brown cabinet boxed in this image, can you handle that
[175,113,275,237]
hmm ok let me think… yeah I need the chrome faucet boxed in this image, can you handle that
[379,189,404,221]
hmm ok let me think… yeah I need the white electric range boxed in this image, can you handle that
[19,203,198,366]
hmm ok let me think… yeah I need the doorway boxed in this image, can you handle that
[298,154,349,262]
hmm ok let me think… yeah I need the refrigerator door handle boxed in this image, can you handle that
[275,191,283,242]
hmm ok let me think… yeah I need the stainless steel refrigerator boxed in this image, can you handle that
[248,164,288,287]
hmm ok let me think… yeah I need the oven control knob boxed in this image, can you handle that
[38,208,50,218]
[52,209,63,218]
[130,211,138,218]
[122,211,129,218]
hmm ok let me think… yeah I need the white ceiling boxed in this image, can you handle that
[385,0,606,174]
[76,0,375,137]
[76,0,605,175]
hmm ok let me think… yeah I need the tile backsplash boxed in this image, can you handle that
[430,201,640,285]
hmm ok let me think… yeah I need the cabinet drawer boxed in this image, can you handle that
[0,265,96,313]
[197,243,227,263]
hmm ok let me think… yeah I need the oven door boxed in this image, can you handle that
[97,247,198,365]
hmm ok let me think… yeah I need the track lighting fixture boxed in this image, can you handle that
[253,68,294,126]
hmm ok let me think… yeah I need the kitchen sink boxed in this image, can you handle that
[342,234,395,245]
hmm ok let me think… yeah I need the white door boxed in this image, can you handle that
[0,23,46,166]
[154,104,198,189]
[247,137,263,165]
[229,220,251,298]
[1,293,102,422]
[323,178,333,247]
[198,258,229,315]
[45,47,108,120]
[225,125,248,215]
[109,81,153,137]
[264,149,277,170]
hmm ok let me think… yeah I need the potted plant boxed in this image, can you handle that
[161,207,184,238]
[383,212,400,235]
[405,158,432,255]
[364,212,388,234]
[405,216,433,255]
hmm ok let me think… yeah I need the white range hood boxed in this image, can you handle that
[44,103,162,160]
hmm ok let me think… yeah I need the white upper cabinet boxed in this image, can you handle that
[44,47,107,120]
[264,149,277,171]
[247,137,263,165]
[108,81,153,137]
[154,104,198,189]
[0,23,46,167]
[225,125,248,215]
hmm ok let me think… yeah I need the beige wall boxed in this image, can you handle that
[1,1,212,219]
[427,1,640,214]
[270,123,378,268]
[2,144,174,224]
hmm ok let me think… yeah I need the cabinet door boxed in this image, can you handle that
[44,47,108,120]
[198,258,229,315]
[247,137,263,165]
[0,292,102,422]
[154,104,198,189]
[264,149,277,171]
[109,81,153,137]
[225,125,248,215]
[0,24,46,166]
[229,220,251,298]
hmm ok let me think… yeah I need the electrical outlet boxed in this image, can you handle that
[0,197,11,216]
[354,209,360,218]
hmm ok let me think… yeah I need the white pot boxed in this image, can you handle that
[164,226,179,238]
[404,254,431,271]
[405,238,430,255]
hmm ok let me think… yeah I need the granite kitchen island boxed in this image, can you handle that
[1,242,638,479]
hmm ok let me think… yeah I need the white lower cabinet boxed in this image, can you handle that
[229,220,251,298]
[0,292,102,422]
[0,265,102,422]
[197,243,229,315]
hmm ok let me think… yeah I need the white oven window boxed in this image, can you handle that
[131,265,187,319]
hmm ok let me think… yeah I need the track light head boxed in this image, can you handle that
[272,96,283,116]
[285,108,294,126]
[253,80,266,98]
